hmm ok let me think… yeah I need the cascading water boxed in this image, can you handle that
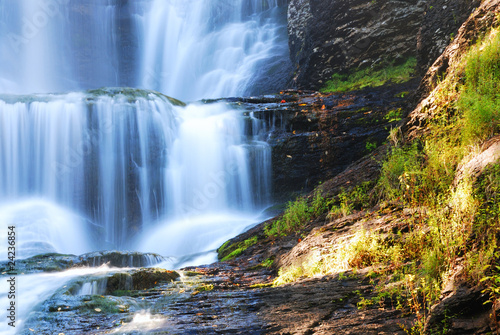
[0,0,288,331]
[0,89,271,257]
[138,0,289,100]
[0,0,289,99]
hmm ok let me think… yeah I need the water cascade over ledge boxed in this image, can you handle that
[0,89,272,261]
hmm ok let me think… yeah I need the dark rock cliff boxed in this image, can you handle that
[416,0,481,75]
[287,0,480,91]
[224,79,417,200]
[288,0,425,90]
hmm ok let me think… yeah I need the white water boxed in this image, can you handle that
[0,200,89,260]
[112,311,169,334]
[0,91,271,255]
[0,1,284,332]
[139,0,285,100]
[0,0,288,100]
[77,278,112,296]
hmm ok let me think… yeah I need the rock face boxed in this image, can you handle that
[230,81,417,199]
[287,0,480,91]
[416,0,481,74]
[78,250,165,268]
[288,0,425,90]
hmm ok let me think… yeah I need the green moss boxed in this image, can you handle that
[218,240,232,255]
[221,248,244,262]
[78,296,120,314]
[321,58,417,93]
[85,87,186,106]
[219,236,260,261]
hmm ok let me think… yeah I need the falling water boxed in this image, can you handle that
[0,0,288,331]
[0,0,287,258]
[138,0,289,100]
[0,0,289,99]
[0,89,271,255]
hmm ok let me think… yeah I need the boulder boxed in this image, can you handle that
[78,250,165,268]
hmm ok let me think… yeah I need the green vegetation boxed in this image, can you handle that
[459,29,500,143]
[262,258,274,268]
[274,229,395,286]
[384,108,403,123]
[365,141,377,152]
[219,235,259,261]
[321,58,417,93]
[328,181,373,218]
[215,24,500,334]
[195,284,214,292]
[79,296,121,314]
[265,189,331,237]
[272,27,500,333]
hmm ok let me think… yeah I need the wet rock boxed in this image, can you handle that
[205,82,415,200]
[0,253,79,274]
[255,82,417,198]
[78,250,165,268]
[129,268,180,290]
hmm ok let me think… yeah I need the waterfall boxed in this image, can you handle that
[0,89,271,258]
[0,1,287,331]
[0,0,289,99]
[138,0,288,100]
[0,0,286,261]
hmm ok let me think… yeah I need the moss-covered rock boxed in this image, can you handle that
[78,250,165,268]
[85,87,186,106]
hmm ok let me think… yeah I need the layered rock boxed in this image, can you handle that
[287,0,480,91]
[227,80,417,199]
